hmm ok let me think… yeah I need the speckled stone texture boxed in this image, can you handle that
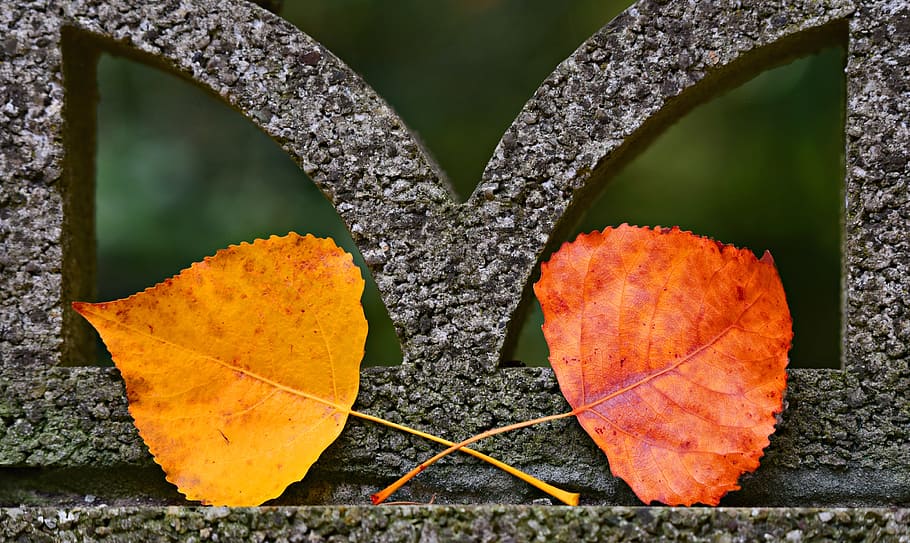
[1,366,908,507]
[0,0,908,533]
[2,506,908,542]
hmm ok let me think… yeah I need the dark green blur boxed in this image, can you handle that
[96,1,843,368]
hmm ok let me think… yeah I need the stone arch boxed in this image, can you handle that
[479,3,852,368]
[54,1,451,366]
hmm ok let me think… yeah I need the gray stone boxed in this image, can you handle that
[0,506,907,542]
[0,0,907,532]
[1,366,908,506]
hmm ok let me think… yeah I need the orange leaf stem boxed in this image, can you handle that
[370,411,579,505]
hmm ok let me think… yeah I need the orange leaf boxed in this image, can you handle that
[73,233,367,506]
[534,224,792,506]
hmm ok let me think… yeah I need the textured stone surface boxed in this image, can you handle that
[0,0,865,374]
[1,366,907,506]
[843,2,910,397]
[478,0,855,362]
[1,506,908,542]
[0,0,908,517]
[0,1,84,370]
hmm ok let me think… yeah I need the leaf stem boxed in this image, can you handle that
[348,409,579,506]
[364,410,578,505]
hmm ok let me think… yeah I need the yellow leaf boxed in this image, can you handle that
[76,233,579,506]
[74,233,366,505]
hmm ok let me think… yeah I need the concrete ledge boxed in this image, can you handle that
[1,506,907,542]
[2,366,908,506]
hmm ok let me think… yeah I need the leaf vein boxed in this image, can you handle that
[81,307,349,413]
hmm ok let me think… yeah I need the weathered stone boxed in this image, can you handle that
[1,366,907,506]
[0,506,907,542]
[0,0,871,374]
[0,0,907,527]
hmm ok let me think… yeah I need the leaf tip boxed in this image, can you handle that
[71,300,101,318]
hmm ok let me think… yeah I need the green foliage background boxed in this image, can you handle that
[95,1,844,368]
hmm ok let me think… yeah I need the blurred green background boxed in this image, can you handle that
[95,0,844,368]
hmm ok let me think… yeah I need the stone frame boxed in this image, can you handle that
[1,0,907,515]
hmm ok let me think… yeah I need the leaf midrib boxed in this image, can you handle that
[84,306,350,413]
[573,287,768,416]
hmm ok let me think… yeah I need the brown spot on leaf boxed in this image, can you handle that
[125,375,151,405]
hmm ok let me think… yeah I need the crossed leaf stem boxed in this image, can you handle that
[370,379,654,504]
[368,410,578,505]
[347,409,579,506]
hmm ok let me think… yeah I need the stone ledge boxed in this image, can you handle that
[1,506,907,542]
[3,464,907,508]
[2,366,908,506]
